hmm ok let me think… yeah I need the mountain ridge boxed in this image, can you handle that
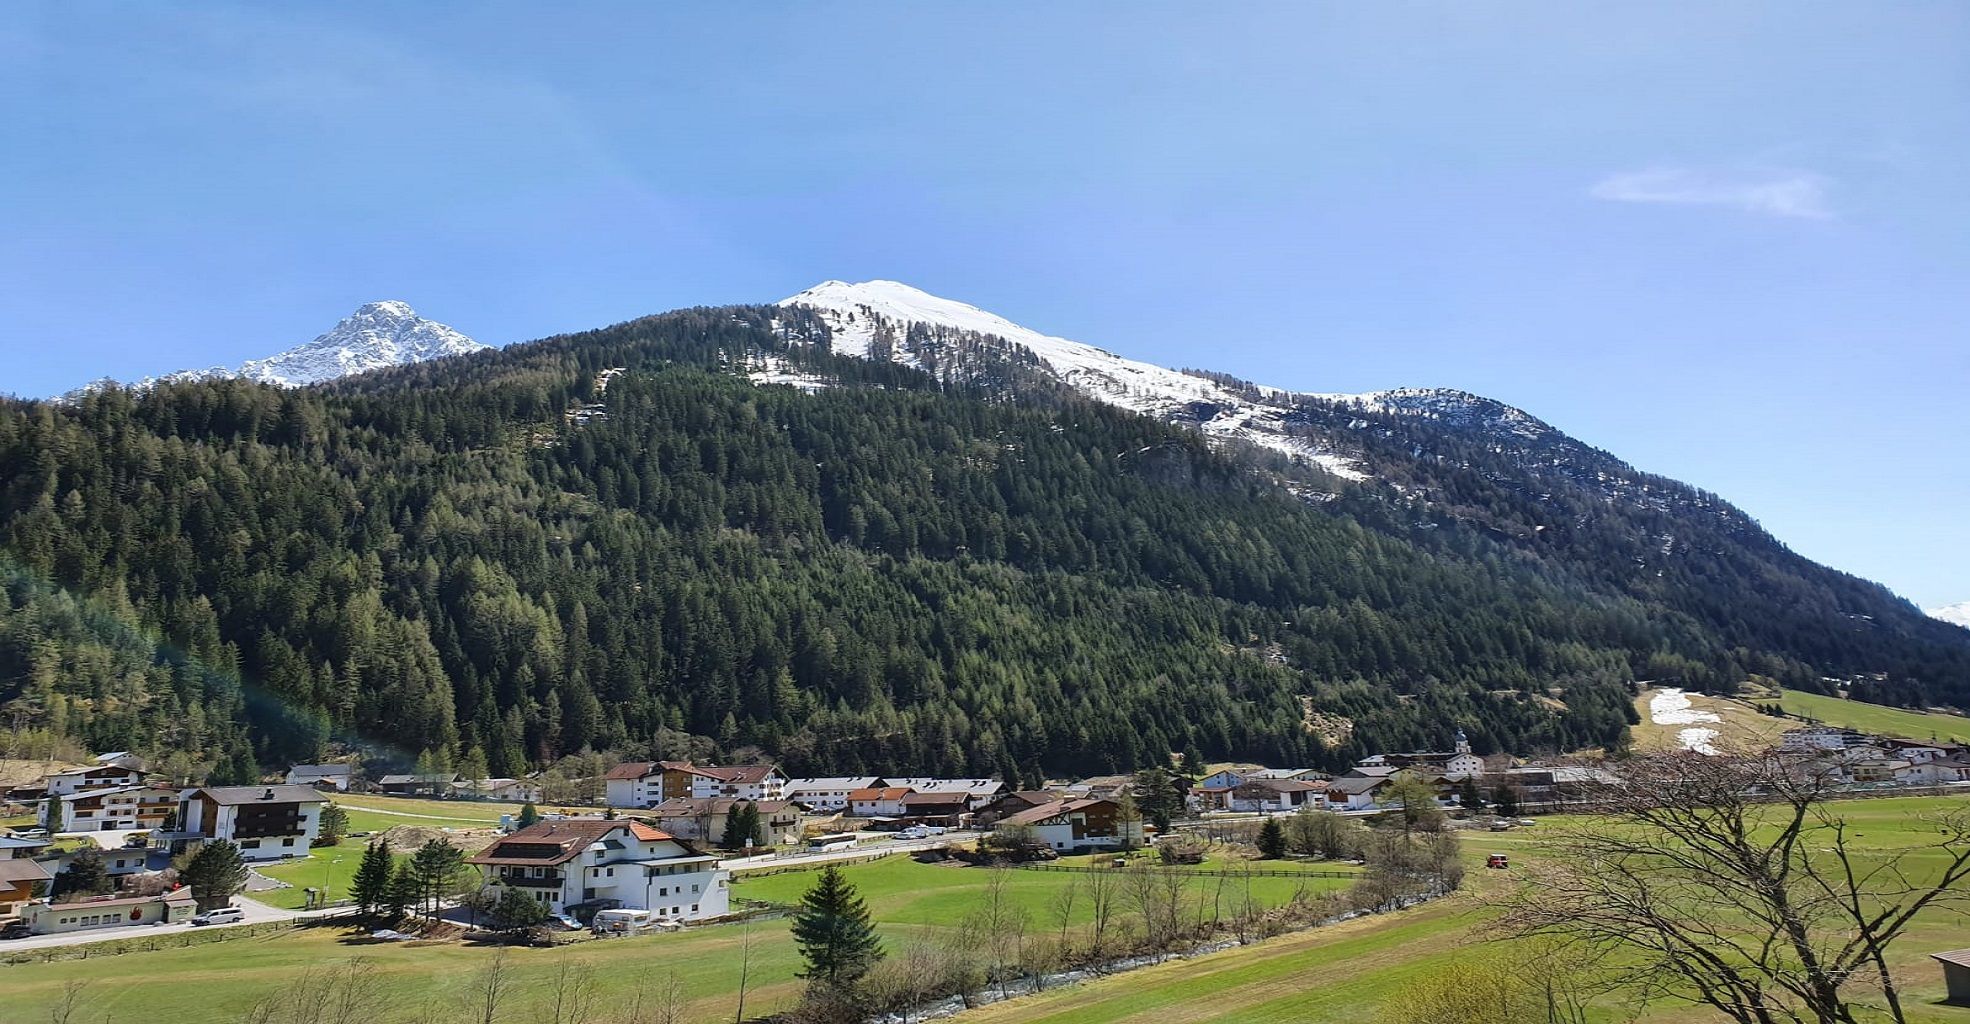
[77,300,489,395]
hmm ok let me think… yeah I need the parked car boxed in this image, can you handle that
[190,906,244,926]
[896,826,948,839]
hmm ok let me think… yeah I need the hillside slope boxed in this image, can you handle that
[2,296,1965,780]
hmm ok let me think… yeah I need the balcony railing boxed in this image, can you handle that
[496,870,563,888]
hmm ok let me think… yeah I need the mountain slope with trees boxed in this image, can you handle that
[2,302,1963,782]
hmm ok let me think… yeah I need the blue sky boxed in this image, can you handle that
[2,3,1965,607]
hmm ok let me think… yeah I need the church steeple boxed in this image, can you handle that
[1454,728,1470,755]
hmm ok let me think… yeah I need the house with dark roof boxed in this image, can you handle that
[899,790,972,827]
[1000,798,1141,852]
[643,798,802,846]
[604,761,701,809]
[783,777,888,812]
[1356,730,1485,780]
[467,818,730,920]
[375,773,457,797]
[973,790,1057,826]
[284,764,356,791]
[1227,777,1326,813]
[41,784,179,832]
[687,764,787,802]
[170,785,329,861]
[0,857,53,920]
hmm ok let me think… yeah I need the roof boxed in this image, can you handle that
[849,787,914,801]
[47,765,137,779]
[1001,798,1110,827]
[40,889,194,910]
[1932,949,1970,969]
[185,785,328,806]
[785,777,886,791]
[467,819,675,867]
[286,764,353,776]
[1247,767,1328,780]
[1235,778,1325,793]
[647,797,794,816]
[605,761,660,781]
[1345,766,1402,779]
[0,859,54,884]
[693,764,782,785]
[1327,776,1392,795]
[886,778,1006,796]
[0,836,51,850]
[901,791,970,807]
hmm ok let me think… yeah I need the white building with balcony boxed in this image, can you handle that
[466,819,730,921]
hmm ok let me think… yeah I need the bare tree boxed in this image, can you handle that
[469,948,512,1024]
[239,960,382,1024]
[1122,866,1186,950]
[1082,866,1119,957]
[1498,749,1970,1024]
[48,981,91,1024]
[539,956,597,1024]
[626,968,687,1024]
[967,868,1030,999]
[1048,875,1079,954]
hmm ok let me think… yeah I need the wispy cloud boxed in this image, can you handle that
[1590,165,1833,219]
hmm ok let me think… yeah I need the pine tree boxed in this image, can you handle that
[349,840,394,921]
[410,839,465,917]
[1256,817,1287,859]
[385,862,420,924]
[52,847,111,899]
[790,864,883,988]
[517,801,542,830]
[721,801,762,851]
[316,803,349,846]
[180,839,249,910]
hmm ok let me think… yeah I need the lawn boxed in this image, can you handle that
[252,838,397,910]
[9,798,1966,1024]
[1780,688,1970,745]
[0,851,1341,1023]
[963,794,1970,1024]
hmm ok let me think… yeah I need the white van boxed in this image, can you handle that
[190,906,244,927]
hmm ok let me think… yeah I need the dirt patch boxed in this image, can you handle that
[376,823,503,853]
[0,758,89,789]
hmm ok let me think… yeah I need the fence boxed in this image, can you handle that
[0,917,306,967]
[1012,862,1358,880]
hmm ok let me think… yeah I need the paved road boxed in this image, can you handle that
[0,894,345,953]
[721,831,981,873]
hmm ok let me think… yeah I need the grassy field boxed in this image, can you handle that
[7,797,1966,1024]
[251,838,397,910]
[1780,688,1970,745]
[0,848,1346,1023]
[963,795,1970,1024]
[1630,687,1795,752]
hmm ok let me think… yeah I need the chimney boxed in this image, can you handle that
[262,789,275,800]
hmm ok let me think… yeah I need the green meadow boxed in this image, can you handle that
[1780,688,1970,745]
[2,796,1965,1024]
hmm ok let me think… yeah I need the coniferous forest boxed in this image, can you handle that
[3,305,1966,781]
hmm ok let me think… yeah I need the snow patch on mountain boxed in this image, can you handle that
[1929,602,1970,630]
[780,280,1371,481]
[126,301,487,390]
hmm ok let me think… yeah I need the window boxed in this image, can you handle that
[240,840,260,850]
[691,904,699,912]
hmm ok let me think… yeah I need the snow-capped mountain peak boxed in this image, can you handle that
[1929,602,1970,630]
[232,300,487,386]
[779,279,1373,479]
[118,301,488,391]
